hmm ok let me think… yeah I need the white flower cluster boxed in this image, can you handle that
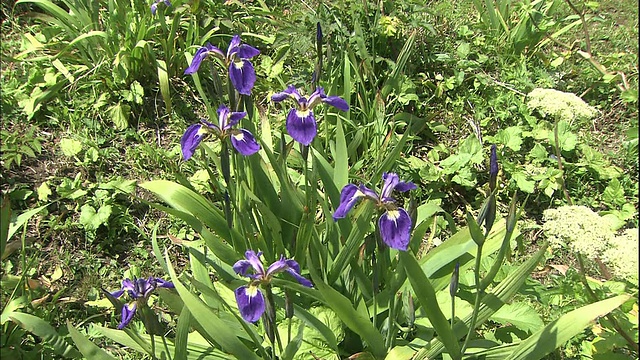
[602,228,639,284]
[527,88,598,123]
[542,205,638,283]
[543,205,613,259]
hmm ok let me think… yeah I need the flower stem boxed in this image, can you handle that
[150,334,157,360]
[553,117,573,206]
[385,290,396,350]
[460,242,483,356]
[220,141,233,229]
[263,285,282,355]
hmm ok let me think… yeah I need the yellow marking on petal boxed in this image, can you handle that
[196,127,208,136]
[354,190,365,197]
[386,210,400,221]
[233,132,245,141]
[233,60,245,69]
[246,286,259,297]
[296,109,311,118]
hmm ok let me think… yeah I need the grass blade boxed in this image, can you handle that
[5,313,82,358]
[67,321,116,360]
[399,251,462,359]
[505,295,631,360]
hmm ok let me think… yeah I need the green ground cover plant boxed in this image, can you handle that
[1,0,637,359]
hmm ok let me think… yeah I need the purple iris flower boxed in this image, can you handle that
[181,104,260,160]
[184,35,260,95]
[271,85,349,146]
[150,0,171,15]
[233,250,312,323]
[333,172,416,251]
[110,277,174,329]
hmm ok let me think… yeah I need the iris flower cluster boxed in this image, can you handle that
[184,35,260,95]
[333,172,416,251]
[233,250,312,323]
[110,277,174,329]
[181,104,260,160]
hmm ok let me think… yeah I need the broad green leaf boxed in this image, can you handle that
[7,203,49,243]
[505,295,630,360]
[334,117,348,190]
[60,138,83,157]
[495,126,523,151]
[140,180,234,244]
[109,102,130,130]
[281,323,305,360]
[308,254,387,359]
[386,345,418,360]
[174,306,191,360]
[5,313,81,358]
[67,321,115,360]
[527,143,548,162]
[550,120,577,152]
[79,204,112,230]
[97,325,230,360]
[489,302,543,333]
[128,81,144,105]
[278,307,343,360]
[603,178,625,206]
[157,59,172,116]
[512,172,535,193]
[400,251,462,359]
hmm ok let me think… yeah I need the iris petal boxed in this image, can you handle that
[333,184,365,220]
[184,47,211,75]
[271,85,302,102]
[286,268,314,287]
[286,108,316,145]
[180,124,205,160]
[230,129,260,156]
[117,303,137,329]
[358,185,379,201]
[235,286,265,323]
[138,278,155,298]
[322,96,349,112]
[378,208,412,251]
[265,256,289,276]
[395,181,417,192]
[284,260,313,287]
[227,35,242,58]
[380,172,400,200]
[244,250,265,277]
[229,60,257,95]
[233,259,253,277]
[307,87,326,108]
[154,278,174,289]
[227,111,247,129]
[110,289,125,299]
[235,44,260,59]
[217,104,230,129]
